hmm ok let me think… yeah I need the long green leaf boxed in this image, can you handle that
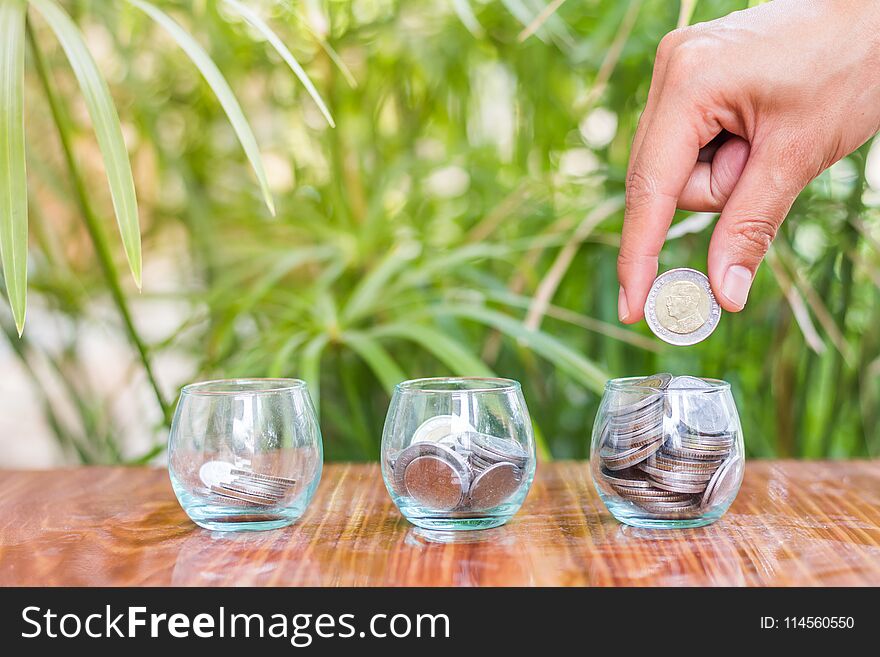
[268,331,308,378]
[0,0,27,334]
[370,322,495,377]
[128,0,275,214]
[451,0,483,38]
[428,304,609,393]
[342,331,406,394]
[223,0,335,128]
[342,241,420,323]
[31,0,142,289]
[299,334,328,415]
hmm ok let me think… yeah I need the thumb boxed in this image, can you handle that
[707,138,815,312]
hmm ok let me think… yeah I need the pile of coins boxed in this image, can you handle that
[597,373,743,518]
[199,460,297,507]
[388,415,529,513]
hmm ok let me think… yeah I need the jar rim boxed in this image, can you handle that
[396,377,521,394]
[181,378,307,395]
[605,376,730,392]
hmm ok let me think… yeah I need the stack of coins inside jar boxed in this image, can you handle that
[595,373,744,520]
[197,459,297,508]
[387,415,530,513]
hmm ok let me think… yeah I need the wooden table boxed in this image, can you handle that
[1,461,878,586]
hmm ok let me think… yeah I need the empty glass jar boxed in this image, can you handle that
[591,375,744,529]
[381,377,536,530]
[168,379,323,531]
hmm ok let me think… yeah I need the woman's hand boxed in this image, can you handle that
[618,0,880,323]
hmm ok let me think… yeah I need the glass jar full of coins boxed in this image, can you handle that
[381,377,536,530]
[591,374,744,529]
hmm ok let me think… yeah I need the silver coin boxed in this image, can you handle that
[643,474,708,494]
[676,401,731,435]
[638,462,714,483]
[609,408,665,433]
[392,442,470,496]
[470,433,528,461]
[403,455,466,511]
[200,460,235,487]
[609,392,663,418]
[210,484,278,506]
[648,453,722,473]
[469,454,495,472]
[468,462,522,511]
[230,468,297,486]
[638,503,702,519]
[607,427,665,452]
[600,437,663,470]
[608,419,664,442]
[702,456,744,508]
[668,375,713,389]
[633,497,700,509]
[635,373,673,389]
[412,415,475,443]
[616,487,694,502]
[230,477,290,497]
[660,445,729,461]
[644,268,721,346]
[599,467,654,489]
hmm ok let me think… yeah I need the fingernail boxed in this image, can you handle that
[722,265,752,309]
[618,286,629,322]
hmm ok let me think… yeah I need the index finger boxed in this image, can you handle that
[617,94,710,323]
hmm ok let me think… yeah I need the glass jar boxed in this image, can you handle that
[381,377,536,530]
[168,379,322,531]
[590,375,744,529]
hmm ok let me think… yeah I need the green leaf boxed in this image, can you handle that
[128,0,275,214]
[370,322,495,377]
[268,331,308,378]
[31,0,142,289]
[428,303,609,394]
[451,0,483,38]
[299,334,328,415]
[0,0,27,334]
[342,331,406,394]
[342,240,420,323]
[222,0,335,128]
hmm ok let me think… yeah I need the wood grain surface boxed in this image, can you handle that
[1,461,878,586]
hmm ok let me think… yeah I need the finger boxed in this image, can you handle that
[618,92,717,323]
[629,31,682,170]
[678,136,750,211]
[707,138,814,311]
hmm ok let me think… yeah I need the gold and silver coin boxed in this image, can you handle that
[390,415,529,513]
[644,268,721,346]
[597,373,743,519]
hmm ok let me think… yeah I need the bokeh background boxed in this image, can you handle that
[2,0,878,467]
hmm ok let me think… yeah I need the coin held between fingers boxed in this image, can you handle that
[644,268,722,346]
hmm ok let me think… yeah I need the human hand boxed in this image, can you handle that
[617,0,880,323]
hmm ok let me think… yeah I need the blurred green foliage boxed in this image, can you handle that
[3,0,879,463]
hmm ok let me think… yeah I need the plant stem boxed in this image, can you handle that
[820,148,867,454]
[27,20,171,425]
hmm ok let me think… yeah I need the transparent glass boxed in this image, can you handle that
[590,376,744,529]
[381,377,536,530]
[168,378,323,531]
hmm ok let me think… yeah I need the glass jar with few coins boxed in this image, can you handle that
[381,377,536,530]
[168,379,323,531]
[591,374,744,529]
